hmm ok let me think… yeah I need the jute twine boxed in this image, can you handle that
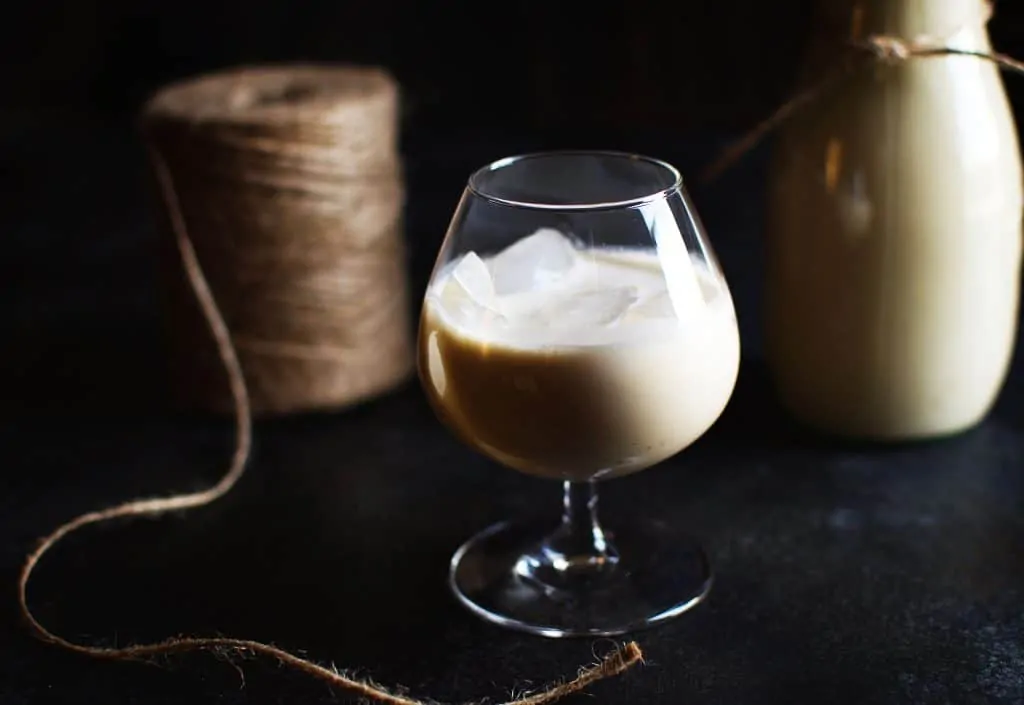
[143,65,414,415]
[702,0,1024,183]
[16,65,644,703]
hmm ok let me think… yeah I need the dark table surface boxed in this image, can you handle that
[3,117,1024,705]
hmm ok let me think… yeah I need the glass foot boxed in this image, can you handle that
[449,518,712,638]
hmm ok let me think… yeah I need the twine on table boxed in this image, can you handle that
[17,66,644,703]
[701,0,1024,183]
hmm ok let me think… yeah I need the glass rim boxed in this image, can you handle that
[466,150,683,212]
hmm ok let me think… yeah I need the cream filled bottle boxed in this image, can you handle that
[764,0,1023,440]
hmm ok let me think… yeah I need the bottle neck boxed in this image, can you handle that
[816,0,991,46]
[802,0,993,71]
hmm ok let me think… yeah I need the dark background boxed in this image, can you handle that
[5,3,1024,705]
[4,0,1024,130]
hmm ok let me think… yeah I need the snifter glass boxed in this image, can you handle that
[418,151,740,637]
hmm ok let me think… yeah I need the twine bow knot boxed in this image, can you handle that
[863,35,917,63]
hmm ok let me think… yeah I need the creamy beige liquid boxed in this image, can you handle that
[419,245,740,481]
[765,0,1023,439]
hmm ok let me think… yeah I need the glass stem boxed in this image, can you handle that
[543,480,619,579]
[516,480,619,589]
[561,480,609,556]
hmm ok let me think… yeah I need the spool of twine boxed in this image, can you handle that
[141,64,413,415]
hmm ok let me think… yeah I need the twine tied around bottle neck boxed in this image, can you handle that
[16,65,645,704]
[701,0,1024,183]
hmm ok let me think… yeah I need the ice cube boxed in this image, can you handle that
[489,228,578,295]
[451,252,496,306]
[543,286,639,328]
[442,252,504,322]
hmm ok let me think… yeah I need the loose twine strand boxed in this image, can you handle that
[701,0,1024,183]
[15,127,643,704]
